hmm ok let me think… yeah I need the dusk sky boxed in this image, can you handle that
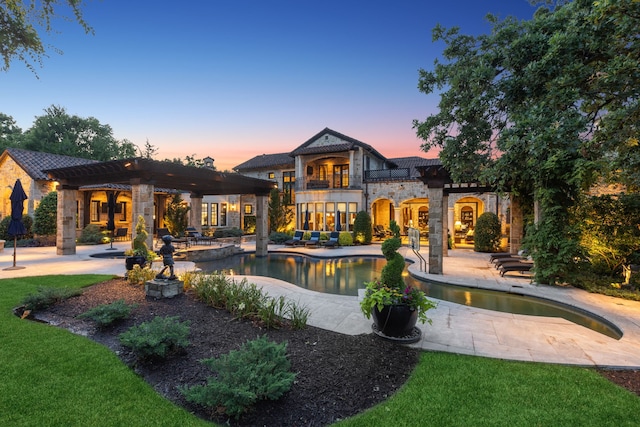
[1,0,539,171]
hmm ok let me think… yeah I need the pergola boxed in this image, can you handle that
[415,164,521,274]
[45,158,276,256]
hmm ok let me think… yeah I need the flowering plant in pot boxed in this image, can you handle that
[360,221,436,339]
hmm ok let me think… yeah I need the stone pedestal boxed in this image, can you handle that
[145,279,184,299]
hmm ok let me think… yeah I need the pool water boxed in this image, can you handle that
[195,253,622,340]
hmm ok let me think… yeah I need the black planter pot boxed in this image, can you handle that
[125,255,146,270]
[371,304,418,337]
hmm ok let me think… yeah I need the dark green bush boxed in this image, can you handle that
[180,335,296,419]
[78,299,137,327]
[77,224,105,244]
[119,316,190,359]
[33,191,57,236]
[213,227,244,238]
[474,212,502,253]
[353,210,372,244]
[269,231,291,244]
[338,231,353,246]
[21,287,82,311]
[380,236,404,287]
[0,214,33,240]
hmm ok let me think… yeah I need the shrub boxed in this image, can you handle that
[353,210,372,244]
[21,287,82,311]
[213,227,244,238]
[119,316,190,360]
[380,236,404,287]
[269,231,291,244]
[190,272,309,329]
[1,213,34,240]
[0,216,10,240]
[126,264,157,285]
[78,299,137,328]
[474,212,502,253]
[338,231,353,246]
[77,224,106,244]
[33,191,57,236]
[164,193,190,237]
[180,335,296,419]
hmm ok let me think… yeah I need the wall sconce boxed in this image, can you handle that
[230,203,236,211]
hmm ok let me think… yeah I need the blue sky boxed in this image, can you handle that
[1,0,539,171]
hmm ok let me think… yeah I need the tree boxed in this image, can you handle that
[413,0,640,284]
[1,0,93,73]
[21,105,137,160]
[33,190,57,236]
[268,188,293,233]
[164,193,190,237]
[0,113,23,151]
[140,138,158,159]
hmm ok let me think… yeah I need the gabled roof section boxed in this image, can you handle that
[233,153,294,172]
[2,148,97,181]
[388,156,441,179]
[289,128,388,160]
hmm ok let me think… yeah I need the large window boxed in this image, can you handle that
[283,171,295,204]
[220,203,227,226]
[318,165,328,181]
[201,203,209,226]
[90,200,100,222]
[333,165,349,188]
[211,203,218,226]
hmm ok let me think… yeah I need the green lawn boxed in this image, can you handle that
[2,275,640,426]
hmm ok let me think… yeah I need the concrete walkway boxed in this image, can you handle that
[2,241,640,368]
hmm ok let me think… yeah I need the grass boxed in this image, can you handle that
[2,275,640,426]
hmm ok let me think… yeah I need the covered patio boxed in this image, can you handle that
[45,158,276,257]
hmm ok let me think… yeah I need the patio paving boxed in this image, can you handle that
[2,240,640,368]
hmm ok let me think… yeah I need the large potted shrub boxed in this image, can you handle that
[360,221,436,342]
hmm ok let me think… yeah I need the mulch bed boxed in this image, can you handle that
[34,278,421,426]
[31,278,640,426]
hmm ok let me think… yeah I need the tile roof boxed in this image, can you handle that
[3,148,97,181]
[234,152,294,172]
[387,156,442,179]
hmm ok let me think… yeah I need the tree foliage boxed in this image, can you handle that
[0,113,22,151]
[21,105,136,161]
[1,0,93,73]
[33,190,57,235]
[353,210,372,244]
[164,193,190,237]
[268,188,293,233]
[474,212,502,253]
[414,0,640,284]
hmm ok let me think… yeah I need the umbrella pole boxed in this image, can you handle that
[12,236,16,267]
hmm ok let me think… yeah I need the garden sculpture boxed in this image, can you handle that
[156,234,177,280]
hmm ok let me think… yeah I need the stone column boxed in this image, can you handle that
[442,193,449,257]
[428,186,444,274]
[56,186,78,255]
[131,181,155,250]
[510,195,524,254]
[255,194,268,257]
[189,194,203,232]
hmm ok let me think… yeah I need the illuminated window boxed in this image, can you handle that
[201,203,209,226]
[211,203,218,226]
[282,171,295,204]
[90,200,100,222]
[268,172,275,179]
[244,204,253,215]
[333,165,349,188]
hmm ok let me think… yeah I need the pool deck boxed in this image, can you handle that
[2,241,640,368]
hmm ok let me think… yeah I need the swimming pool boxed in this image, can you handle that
[195,253,622,340]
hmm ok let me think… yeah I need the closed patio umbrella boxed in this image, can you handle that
[336,210,342,231]
[303,210,309,230]
[4,179,27,270]
[106,193,117,250]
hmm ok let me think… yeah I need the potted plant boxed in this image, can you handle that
[360,221,436,341]
[125,215,157,270]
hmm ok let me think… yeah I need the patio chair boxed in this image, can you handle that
[499,261,533,277]
[284,230,305,246]
[305,231,321,248]
[113,227,129,241]
[373,225,386,240]
[323,231,340,248]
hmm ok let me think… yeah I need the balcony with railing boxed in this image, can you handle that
[364,168,410,181]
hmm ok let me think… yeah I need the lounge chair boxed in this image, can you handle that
[373,225,386,240]
[113,227,129,241]
[323,231,340,248]
[499,261,533,277]
[284,230,305,246]
[305,231,321,248]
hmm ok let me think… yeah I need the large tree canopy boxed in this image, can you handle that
[0,0,92,73]
[21,105,137,161]
[414,0,640,283]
